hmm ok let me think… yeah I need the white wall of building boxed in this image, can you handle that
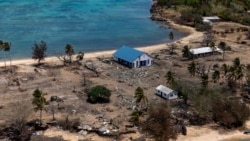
[156,89,178,100]
[133,54,153,68]
[114,53,153,68]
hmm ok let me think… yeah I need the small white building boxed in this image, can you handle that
[202,16,220,25]
[155,85,178,100]
[189,47,222,58]
[113,45,153,68]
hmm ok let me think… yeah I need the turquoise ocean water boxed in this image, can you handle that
[0,0,186,59]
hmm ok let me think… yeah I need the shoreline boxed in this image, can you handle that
[0,23,202,67]
[0,43,167,67]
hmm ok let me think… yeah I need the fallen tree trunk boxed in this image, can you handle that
[84,62,100,77]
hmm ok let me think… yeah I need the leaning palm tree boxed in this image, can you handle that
[0,41,3,66]
[218,41,226,60]
[130,109,145,126]
[134,87,148,107]
[165,70,175,86]
[227,66,237,80]
[212,70,220,83]
[0,40,7,69]
[32,89,47,125]
[3,42,11,68]
[0,40,11,70]
[188,61,196,76]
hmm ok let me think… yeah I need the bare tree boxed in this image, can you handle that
[203,32,214,46]
[7,103,32,139]
[142,102,177,141]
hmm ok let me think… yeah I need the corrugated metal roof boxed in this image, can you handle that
[113,45,144,62]
[156,85,173,95]
[189,47,222,55]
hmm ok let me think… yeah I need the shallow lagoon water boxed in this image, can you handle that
[0,0,186,59]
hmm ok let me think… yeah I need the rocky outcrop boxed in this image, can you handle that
[150,2,168,22]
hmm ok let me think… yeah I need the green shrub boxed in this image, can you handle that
[195,23,211,31]
[87,85,111,103]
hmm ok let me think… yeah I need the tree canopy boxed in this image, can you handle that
[182,45,190,58]
[87,85,111,103]
[65,44,75,63]
[134,87,148,107]
[156,0,250,25]
[32,41,47,65]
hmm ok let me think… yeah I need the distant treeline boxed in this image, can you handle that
[157,0,250,25]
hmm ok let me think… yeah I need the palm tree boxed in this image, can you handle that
[65,44,75,63]
[226,58,245,85]
[222,63,229,76]
[182,45,190,58]
[188,61,196,76]
[218,41,226,60]
[201,73,209,88]
[134,87,148,107]
[233,57,241,67]
[130,109,145,125]
[4,42,11,68]
[165,70,175,86]
[0,40,10,69]
[227,66,237,80]
[235,65,245,82]
[232,58,245,81]
[209,41,216,61]
[0,40,4,67]
[212,70,220,83]
[32,89,47,125]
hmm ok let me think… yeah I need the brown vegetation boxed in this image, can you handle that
[141,102,177,141]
